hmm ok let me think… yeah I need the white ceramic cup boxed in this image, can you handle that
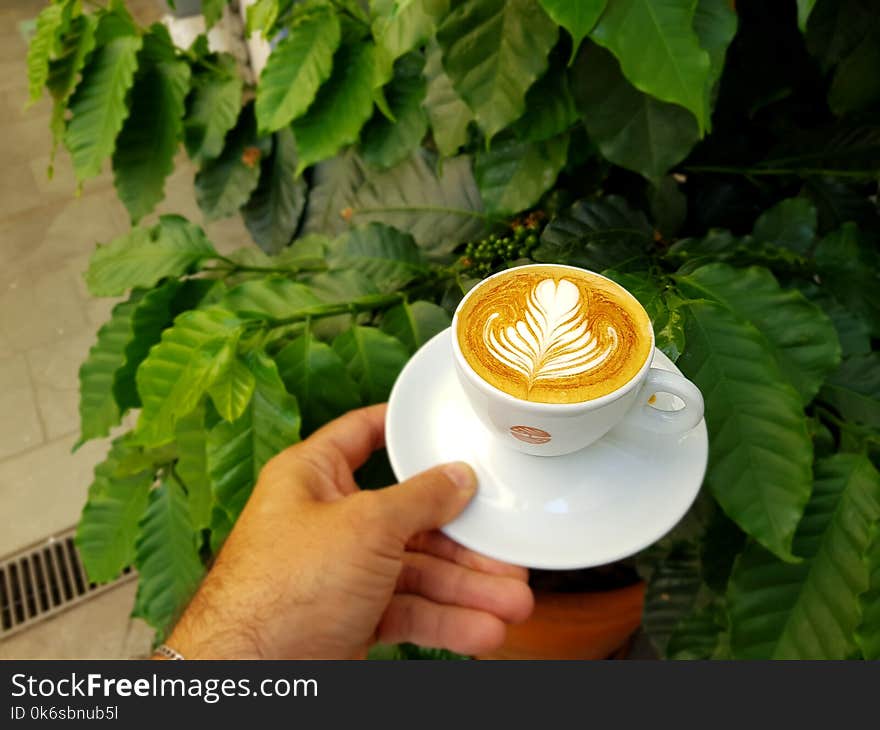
[451,264,705,456]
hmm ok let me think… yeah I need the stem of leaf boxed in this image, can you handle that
[329,0,370,29]
[168,464,189,495]
[683,165,877,179]
[179,48,236,78]
[352,205,502,223]
[209,256,328,275]
[262,293,404,329]
[815,405,879,445]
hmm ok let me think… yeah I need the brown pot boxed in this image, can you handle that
[478,581,646,660]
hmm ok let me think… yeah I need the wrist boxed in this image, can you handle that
[162,573,267,660]
[164,617,265,660]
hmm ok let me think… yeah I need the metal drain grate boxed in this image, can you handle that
[0,527,136,639]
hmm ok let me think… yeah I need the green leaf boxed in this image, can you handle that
[857,521,880,659]
[133,479,205,633]
[692,0,737,124]
[820,354,880,429]
[26,0,67,105]
[209,357,257,422]
[606,271,665,328]
[828,33,880,115]
[305,269,380,303]
[273,233,330,269]
[437,0,558,140]
[275,334,361,434]
[475,133,567,215]
[728,455,880,659]
[422,41,473,157]
[667,606,728,660]
[202,0,227,30]
[183,54,242,163]
[380,300,451,353]
[135,307,243,446]
[76,438,153,583]
[348,151,488,255]
[292,41,376,172]
[570,41,700,180]
[804,0,875,73]
[512,56,578,142]
[114,280,215,413]
[174,403,213,532]
[329,223,428,292]
[677,301,813,561]
[642,541,702,656]
[304,269,381,340]
[372,0,449,65]
[302,148,368,237]
[208,504,234,554]
[803,289,872,358]
[813,223,880,337]
[607,271,685,361]
[113,25,191,222]
[668,230,811,274]
[533,195,653,271]
[46,13,98,170]
[241,128,307,253]
[246,0,279,37]
[332,326,410,403]
[220,277,322,319]
[590,0,710,132]
[649,175,687,239]
[655,307,686,362]
[797,0,818,31]
[78,292,145,443]
[208,352,301,520]
[752,198,817,255]
[86,215,218,296]
[65,10,142,183]
[255,8,340,133]
[677,264,841,404]
[537,0,605,62]
[361,53,428,169]
[195,103,267,220]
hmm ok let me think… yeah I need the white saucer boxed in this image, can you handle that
[385,329,708,570]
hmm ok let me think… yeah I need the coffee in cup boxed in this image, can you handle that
[451,265,704,456]
[455,265,654,404]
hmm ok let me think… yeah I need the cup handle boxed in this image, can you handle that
[626,368,704,435]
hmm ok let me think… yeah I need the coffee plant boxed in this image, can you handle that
[27,0,880,658]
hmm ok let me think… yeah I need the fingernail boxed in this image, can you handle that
[443,462,477,495]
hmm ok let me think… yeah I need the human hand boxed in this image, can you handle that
[163,404,533,659]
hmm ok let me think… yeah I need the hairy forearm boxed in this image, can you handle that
[153,565,267,660]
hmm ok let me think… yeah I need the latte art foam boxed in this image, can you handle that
[456,267,654,403]
[483,278,620,385]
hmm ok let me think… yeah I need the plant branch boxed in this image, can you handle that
[683,165,878,179]
[261,292,405,329]
[208,255,329,276]
[350,205,502,222]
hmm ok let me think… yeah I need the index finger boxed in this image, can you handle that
[305,403,388,472]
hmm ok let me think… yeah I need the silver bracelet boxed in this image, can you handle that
[155,644,185,660]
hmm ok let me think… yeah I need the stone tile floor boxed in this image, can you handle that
[0,0,249,659]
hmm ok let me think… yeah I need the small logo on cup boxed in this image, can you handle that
[510,426,551,445]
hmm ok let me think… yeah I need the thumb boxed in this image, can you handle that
[378,462,477,538]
